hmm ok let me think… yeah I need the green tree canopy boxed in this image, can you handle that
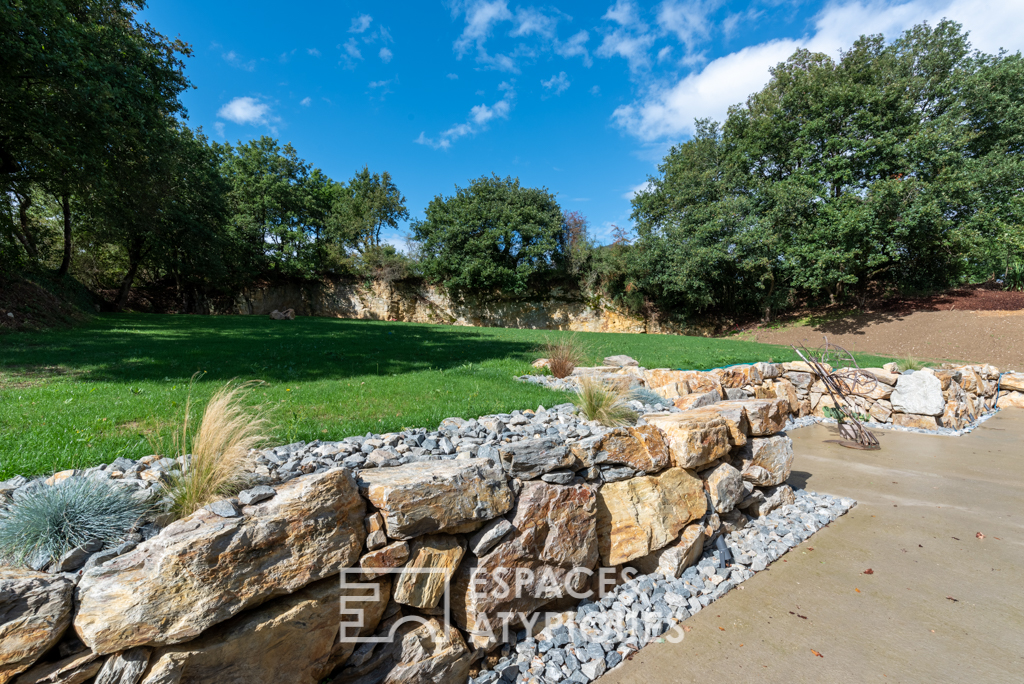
[412,175,567,295]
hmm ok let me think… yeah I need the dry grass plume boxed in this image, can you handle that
[163,377,266,520]
[576,376,638,427]
[544,334,586,379]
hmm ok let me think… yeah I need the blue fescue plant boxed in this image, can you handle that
[0,476,153,568]
[629,387,671,408]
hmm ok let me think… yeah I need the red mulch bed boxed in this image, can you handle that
[873,282,1024,314]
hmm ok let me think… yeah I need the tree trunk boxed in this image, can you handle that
[57,193,72,276]
[15,193,38,259]
[115,244,143,311]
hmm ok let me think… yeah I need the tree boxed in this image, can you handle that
[331,167,409,253]
[1,0,191,276]
[412,175,566,295]
[632,20,1024,320]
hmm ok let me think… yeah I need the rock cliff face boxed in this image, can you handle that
[225,280,662,333]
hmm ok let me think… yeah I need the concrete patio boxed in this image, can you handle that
[602,411,1024,683]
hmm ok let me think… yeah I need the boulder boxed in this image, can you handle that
[741,484,795,517]
[360,542,410,580]
[774,378,801,414]
[734,434,794,487]
[569,425,670,473]
[496,438,578,480]
[629,522,705,579]
[710,365,763,389]
[753,362,782,379]
[393,535,465,610]
[10,650,101,684]
[869,401,893,423]
[863,368,899,386]
[595,467,706,566]
[468,519,513,557]
[603,355,639,367]
[75,468,366,655]
[329,618,470,684]
[702,463,744,514]
[365,513,388,552]
[643,414,731,469]
[357,460,513,540]
[672,404,749,447]
[997,373,1024,393]
[782,371,814,390]
[891,373,945,416]
[452,482,598,647]
[0,569,74,684]
[726,398,788,435]
[999,391,1024,409]
[672,391,720,411]
[892,413,939,430]
[644,370,723,398]
[95,647,151,684]
[140,576,390,684]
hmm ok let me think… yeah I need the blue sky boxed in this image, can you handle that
[141,0,1023,247]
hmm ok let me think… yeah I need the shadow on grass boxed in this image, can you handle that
[1,314,546,384]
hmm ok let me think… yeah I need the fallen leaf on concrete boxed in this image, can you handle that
[855,588,861,593]
[951,536,960,540]
[863,569,874,575]
[976,532,985,539]
[718,626,725,631]
[683,626,692,632]
[946,596,959,602]
[811,650,824,658]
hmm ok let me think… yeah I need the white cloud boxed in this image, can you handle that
[369,79,392,89]
[344,39,363,60]
[300,97,312,106]
[307,48,321,57]
[222,50,255,71]
[213,121,226,138]
[349,13,373,33]
[454,0,512,57]
[554,30,592,66]
[604,0,641,26]
[590,85,601,95]
[447,73,460,79]
[657,0,721,55]
[415,81,516,150]
[379,27,394,44]
[217,96,270,125]
[379,47,393,63]
[596,28,655,72]
[541,71,570,96]
[511,6,559,39]
[613,0,1024,142]
[623,181,652,200]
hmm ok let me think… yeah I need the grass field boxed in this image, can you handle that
[0,314,897,478]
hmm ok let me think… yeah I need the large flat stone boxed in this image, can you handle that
[75,468,366,655]
[710,365,763,389]
[357,460,513,540]
[569,425,671,473]
[596,467,707,566]
[891,372,945,416]
[452,481,598,647]
[360,542,410,580]
[644,370,724,398]
[1001,373,1024,393]
[893,413,940,430]
[393,535,465,610]
[0,569,74,684]
[11,650,101,684]
[643,414,731,469]
[139,576,390,684]
[717,398,788,436]
[496,438,579,480]
[672,404,750,447]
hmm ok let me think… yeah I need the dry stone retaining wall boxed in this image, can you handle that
[3,361,1021,684]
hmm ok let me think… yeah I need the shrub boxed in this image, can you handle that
[898,357,933,371]
[544,334,585,379]
[576,376,638,427]
[630,387,670,407]
[0,477,153,567]
[163,380,266,520]
[1004,260,1024,292]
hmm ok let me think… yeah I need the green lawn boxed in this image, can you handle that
[0,314,896,478]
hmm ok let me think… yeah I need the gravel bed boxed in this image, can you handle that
[469,489,856,684]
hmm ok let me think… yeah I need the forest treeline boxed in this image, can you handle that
[3,2,1022,324]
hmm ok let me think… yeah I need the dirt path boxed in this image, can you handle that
[735,309,1024,370]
